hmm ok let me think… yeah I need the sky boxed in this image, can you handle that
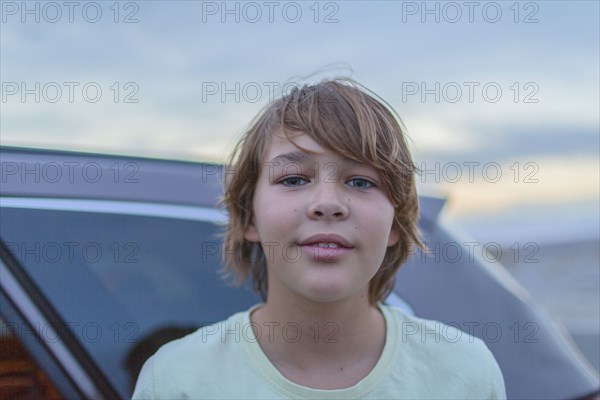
[1,0,599,245]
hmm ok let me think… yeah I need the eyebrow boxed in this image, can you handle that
[267,151,367,171]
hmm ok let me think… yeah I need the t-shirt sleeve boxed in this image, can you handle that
[485,346,507,399]
[131,356,157,400]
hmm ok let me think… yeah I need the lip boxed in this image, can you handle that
[297,234,354,263]
[298,234,353,249]
[299,244,352,262]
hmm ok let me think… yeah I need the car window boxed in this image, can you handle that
[0,316,64,398]
[0,207,260,397]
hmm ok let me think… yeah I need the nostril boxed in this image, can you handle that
[313,210,345,218]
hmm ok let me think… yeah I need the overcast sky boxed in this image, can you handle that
[1,0,598,243]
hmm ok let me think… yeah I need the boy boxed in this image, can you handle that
[132,78,506,399]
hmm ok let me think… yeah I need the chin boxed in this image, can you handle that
[298,280,359,303]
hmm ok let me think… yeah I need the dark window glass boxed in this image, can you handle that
[0,208,260,397]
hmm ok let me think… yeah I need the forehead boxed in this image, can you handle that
[263,132,359,167]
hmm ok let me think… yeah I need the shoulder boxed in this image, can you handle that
[381,304,506,398]
[132,309,250,399]
[154,313,241,363]
[384,303,490,353]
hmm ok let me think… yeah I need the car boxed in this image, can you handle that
[1,145,598,399]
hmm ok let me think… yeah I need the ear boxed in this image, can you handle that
[244,217,260,242]
[387,225,400,247]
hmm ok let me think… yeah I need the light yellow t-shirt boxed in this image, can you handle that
[132,303,506,399]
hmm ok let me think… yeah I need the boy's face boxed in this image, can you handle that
[244,132,399,303]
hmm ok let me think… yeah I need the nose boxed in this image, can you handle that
[307,181,349,220]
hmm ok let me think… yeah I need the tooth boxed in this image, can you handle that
[314,242,339,248]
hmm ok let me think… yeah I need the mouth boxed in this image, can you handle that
[299,242,348,249]
[298,234,353,249]
[297,234,353,262]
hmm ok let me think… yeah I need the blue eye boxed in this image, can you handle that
[348,178,374,189]
[280,176,308,186]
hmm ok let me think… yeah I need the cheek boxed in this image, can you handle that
[360,202,395,227]
[254,195,300,235]
[271,207,301,227]
[355,204,396,244]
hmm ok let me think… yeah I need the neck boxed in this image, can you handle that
[250,288,386,371]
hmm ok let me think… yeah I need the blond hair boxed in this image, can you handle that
[217,77,424,304]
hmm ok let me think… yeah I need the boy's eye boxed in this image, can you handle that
[347,178,374,189]
[279,176,308,186]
